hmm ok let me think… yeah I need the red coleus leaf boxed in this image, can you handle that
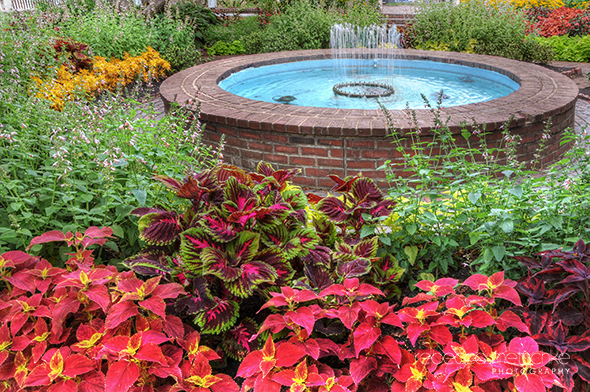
[139,296,166,319]
[373,335,401,364]
[275,341,306,368]
[414,278,458,297]
[5,270,37,293]
[237,351,263,378]
[337,303,362,330]
[163,315,185,340]
[63,354,95,377]
[353,323,380,358]
[85,284,111,313]
[496,310,530,334]
[104,301,139,330]
[349,355,377,385]
[285,307,315,337]
[48,379,78,392]
[469,310,496,328]
[27,230,68,249]
[151,282,185,300]
[105,361,140,392]
[135,344,168,365]
[494,284,522,306]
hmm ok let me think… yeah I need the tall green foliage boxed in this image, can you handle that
[408,0,554,63]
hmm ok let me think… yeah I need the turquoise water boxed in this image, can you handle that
[218,59,520,110]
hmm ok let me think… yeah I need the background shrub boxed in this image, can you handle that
[408,0,553,63]
[534,34,590,60]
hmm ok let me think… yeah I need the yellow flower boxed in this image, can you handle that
[32,47,171,111]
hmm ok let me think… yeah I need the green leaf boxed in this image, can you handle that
[132,189,147,206]
[431,236,442,246]
[111,224,125,238]
[404,245,418,266]
[502,170,513,178]
[423,211,437,222]
[483,247,494,264]
[45,206,60,216]
[406,224,417,235]
[469,232,481,245]
[492,245,505,262]
[360,226,374,239]
[507,185,523,199]
[379,236,391,246]
[62,195,75,203]
[468,192,481,205]
[9,202,22,212]
[548,216,563,229]
[499,220,514,234]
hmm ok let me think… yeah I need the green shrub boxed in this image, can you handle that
[160,42,202,72]
[207,39,246,56]
[534,34,590,61]
[168,0,221,47]
[0,91,222,263]
[148,14,195,54]
[204,15,261,46]
[409,0,552,63]
[62,4,152,59]
[238,0,382,54]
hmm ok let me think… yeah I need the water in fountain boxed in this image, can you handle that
[329,23,402,97]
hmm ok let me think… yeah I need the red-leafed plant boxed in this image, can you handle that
[125,162,404,360]
[52,38,93,72]
[515,239,590,391]
[0,227,237,392]
[529,7,586,37]
[237,273,561,392]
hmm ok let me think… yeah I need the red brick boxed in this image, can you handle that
[317,158,343,168]
[305,168,331,177]
[208,133,222,143]
[355,170,387,180]
[348,140,374,148]
[249,142,273,152]
[362,150,390,159]
[275,145,299,154]
[217,126,239,137]
[242,150,263,160]
[330,149,344,158]
[318,178,336,189]
[290,156,315,166]
[301,147,329,157]
[225,137,242,147]
[347,160,376,169]
[241,131,261,140]
[266,134,288,143]
[318,139,343,147]
[264,153,289,164]
[293,177,317,187]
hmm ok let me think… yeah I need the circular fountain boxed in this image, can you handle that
[160,26,578,189]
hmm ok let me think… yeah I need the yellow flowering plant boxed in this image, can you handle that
[32,47,171,111]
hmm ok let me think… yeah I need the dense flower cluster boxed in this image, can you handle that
[463,0,564,9]
[32,47,170,110]
[529,7,586,36]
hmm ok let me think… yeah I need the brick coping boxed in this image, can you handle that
[160,49,578,137]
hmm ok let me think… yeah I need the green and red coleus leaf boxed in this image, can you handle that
[194,297,239,334]
[225,261,278,298]
[137,211,181,245]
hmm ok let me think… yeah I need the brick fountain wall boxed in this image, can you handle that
[160,49,578,189]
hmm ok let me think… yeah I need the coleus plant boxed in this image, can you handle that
[515,239,590,392]
[0,227,237,392]
[299,175,404,295]
[125,163,404,359]
[238,273,562,392]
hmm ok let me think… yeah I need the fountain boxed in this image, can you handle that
[216,24,520,110]
[329,23,400,99]
[159,25,578,189]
